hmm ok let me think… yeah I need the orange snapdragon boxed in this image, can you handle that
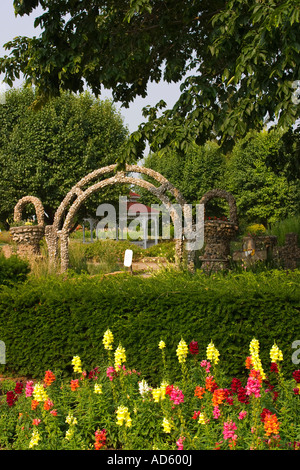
[44,399,54,411]
[31,400,39,410]
[245,356,253,370]
[205,375,217,392]
[264,413,280,437]
[194,386,206,399]
[44,370,56,386]
[70,379,80,391]
[249,368,263,384]
[212,388,226,407]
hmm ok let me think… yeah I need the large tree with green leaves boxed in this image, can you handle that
[224,128,300,228]
[139,128,300,228]
[0,88,128,227]
[1,0,299,161]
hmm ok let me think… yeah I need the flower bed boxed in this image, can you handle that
[0,331,299,450]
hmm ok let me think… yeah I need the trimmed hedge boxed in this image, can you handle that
[0,253,30,287]
[0,269,299,383]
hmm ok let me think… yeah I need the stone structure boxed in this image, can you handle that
[233,234,278,265]
[274,233,300,270]
[10,196,45,257]
[198,189,238,272]
[43,164,192,272]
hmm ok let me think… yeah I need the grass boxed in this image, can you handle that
[266,214,300,246]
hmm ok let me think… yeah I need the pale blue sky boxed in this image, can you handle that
[0,0,181,133]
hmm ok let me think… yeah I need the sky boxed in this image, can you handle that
[0,0,181,134]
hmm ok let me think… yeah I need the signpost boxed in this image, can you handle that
[124,249,133,275]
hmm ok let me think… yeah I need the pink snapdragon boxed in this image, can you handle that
[170,387,184,405]
[25,380,34,397]
[245,376,261,398]
[213,406,221,419]
[238,411,247,420]
[223,420,237,441]
[106,366,116,381]
[176,436,186,450]
[200,360,211,373]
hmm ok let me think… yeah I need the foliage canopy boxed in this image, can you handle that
[1,0,299,159]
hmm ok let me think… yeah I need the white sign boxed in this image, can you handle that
[124,249,133,267]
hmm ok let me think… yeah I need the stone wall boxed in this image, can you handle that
[232,232,300,270]
[274,233,300,270]
[9,225,45,257]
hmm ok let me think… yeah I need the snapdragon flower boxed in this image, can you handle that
[114,344,126,369]
[103,329,114,350]
[270,342,283,365]
[176,338,188,363]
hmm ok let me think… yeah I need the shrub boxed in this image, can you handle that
[0,269,299,381]
[0,253,30,287]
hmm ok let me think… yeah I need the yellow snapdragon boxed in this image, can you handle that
[198,412,208,425]
[162,417,172,433]
[94,384,103,394]
[103,329,114,350]
[65,413,78,426]
[206,341,220,365]
[114,344,126,369]
[270,342,283,364]
[71,355,82,374]
[176,338,188,363]
[159,340,166,349]
[29,428,40,448]
[116,405,132,427]
[152,382,168,402]
[32,383,48,402]
[249,338,265,379]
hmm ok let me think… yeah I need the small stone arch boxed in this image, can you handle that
[10,196,45,257]
[13,195,45,226]
[44,164,192,272]
[199,189,238,225]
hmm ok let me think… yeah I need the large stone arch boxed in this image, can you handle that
[44,164,193,272]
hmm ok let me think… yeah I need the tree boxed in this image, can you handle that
[1,0,299,160]
[141,142,226,213]
[224,128,300,228]
[0,87,128,226]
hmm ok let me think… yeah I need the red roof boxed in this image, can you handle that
[129,191,140,197]
[127,202,159,215]
[127,190,159,214]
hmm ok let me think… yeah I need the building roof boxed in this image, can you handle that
[127,191,159,215]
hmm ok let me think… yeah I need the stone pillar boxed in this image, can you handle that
[198,189,238,273]
[199,220,238,272]
[45,225,59,265]
[60,230,69,273]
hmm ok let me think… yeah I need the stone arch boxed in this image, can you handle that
[10,196,45,257]
[199,189,238,225]
[45,164,192,272]
[13,195,45,226]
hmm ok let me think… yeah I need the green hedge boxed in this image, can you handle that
[0,253,30,287]
[0,269,299,383]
